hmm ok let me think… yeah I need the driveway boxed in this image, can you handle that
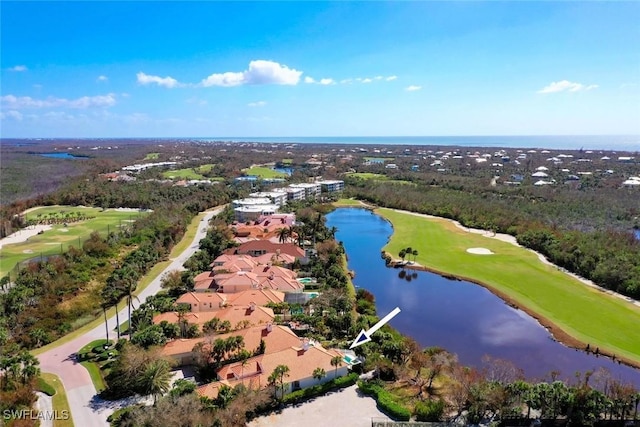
[37,207,223,427]
[248,385,390,427]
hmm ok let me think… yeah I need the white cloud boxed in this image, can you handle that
[248,101,267,107]
[537,80,598,94]
[361,78,373,83]
[305,77,335,85]
[200,60,302,87]
[1,93,117,109]
[136,72,181,88]
[0,110,24,121]
[97,75,108,82]
[10,65,27,72]
[386,75,398,81]
[405,85,422,91]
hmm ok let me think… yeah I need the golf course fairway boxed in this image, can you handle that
[377,207,640,368]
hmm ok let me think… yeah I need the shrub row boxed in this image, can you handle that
[357,380,411,421]
[282,373,358,405]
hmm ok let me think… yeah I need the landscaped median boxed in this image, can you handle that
[376,207,640,368]
[39,373,74,427]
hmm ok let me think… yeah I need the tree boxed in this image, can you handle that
[412,249,418,263]
[268,364,290,400]
[312,367,326,382]
[399,249,406,262]
[331,355,343,379]
[276,228,290,244]
[139,359,172,404]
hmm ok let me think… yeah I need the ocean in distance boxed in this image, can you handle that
[200,135,640,151]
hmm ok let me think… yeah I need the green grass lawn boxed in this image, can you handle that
[333,198,366,207]
[377,207,640,364]
[347,172,390,180]
[363,157,394,162]
[144,152,160,160]
[1,206,148,278]
[347,172,413,185]
[77,338,111,393]
[162,164,218,180]
[242,166,288,179]
[40,373,74,427]
[281,158,293,164]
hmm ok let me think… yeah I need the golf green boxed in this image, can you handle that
[378,208,640,366]
[1,206,148,278]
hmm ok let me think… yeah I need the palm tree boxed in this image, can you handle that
[140,359,172,404]
[239,350,251,386]
[276,227,289,244]
[312,367,326,382]
[268,364,290,400]
[101,301,110,343]
[412,249,418,263]
[330,355,343,379]
[399,249,406,262]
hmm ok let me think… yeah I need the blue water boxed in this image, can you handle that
[273,167,294,176]
[200,135,640,151]
[327,207,640,385]
[38,152,89,159]
[635,230,640,241]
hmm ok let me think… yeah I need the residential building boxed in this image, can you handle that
[317,180,344,193]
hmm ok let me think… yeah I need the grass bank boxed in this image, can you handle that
[242,166,288,179]
[40,373,74,427]
[377,207,640,367]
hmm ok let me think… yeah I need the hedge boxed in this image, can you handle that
[357,380,411,421]
[282,373,359,405]
[36,376,56,396]
[415,399,445,422]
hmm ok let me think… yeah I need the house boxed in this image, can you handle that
[197,340,348,399]
[211,269,303,293]
[176,289,285,313]
[253,252,296,268]
[153,304,275,329]
[161,323,302,366]
[232,241,305,259]
[210,254,258,273]
[531,171,549,178]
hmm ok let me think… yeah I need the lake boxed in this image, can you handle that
[38,152,89,159]
[327,207,640,385]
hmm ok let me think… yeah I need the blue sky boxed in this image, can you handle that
[1,1,639,138]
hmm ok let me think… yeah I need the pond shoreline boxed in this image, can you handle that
[383,254,640,371]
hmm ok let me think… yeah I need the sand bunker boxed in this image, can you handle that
[58,229,69,232]
[467,247,494,255]
[23,249,34,254]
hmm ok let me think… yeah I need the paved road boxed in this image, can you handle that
[37,208,222,427]
[248,384,390,427]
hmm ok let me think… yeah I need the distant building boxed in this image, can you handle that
[317,180,345,193]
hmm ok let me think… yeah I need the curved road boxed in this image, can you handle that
[38,208,223,427]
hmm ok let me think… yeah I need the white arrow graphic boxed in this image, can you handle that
[350,307,401,349]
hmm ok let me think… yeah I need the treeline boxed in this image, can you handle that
[0,177,238,237]
[0,206,192,350]
[346,180,640,299]
[353,289,640,425]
